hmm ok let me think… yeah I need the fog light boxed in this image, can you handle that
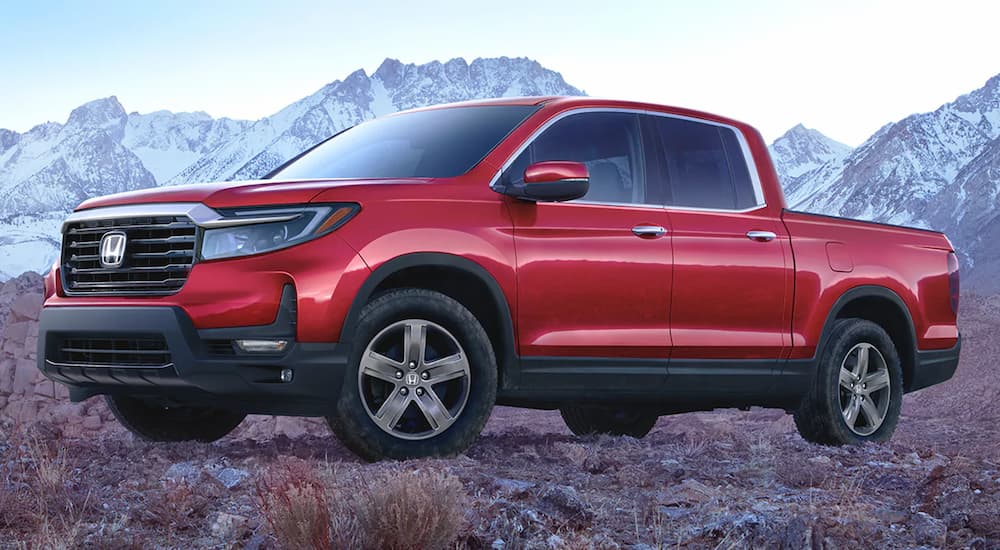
[279,368,294,383]
[235,339,288,353]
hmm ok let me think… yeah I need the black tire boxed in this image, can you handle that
[328,288,497,461]
[560,405,658,438]
[794,318,903,445]
[106,395,245,442]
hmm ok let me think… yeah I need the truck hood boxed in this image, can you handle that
[75,178,436,211]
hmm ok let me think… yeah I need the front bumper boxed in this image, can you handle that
[36,286,349,416]
[909,333,962,392]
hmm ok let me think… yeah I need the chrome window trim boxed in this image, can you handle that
[488,107,768,213]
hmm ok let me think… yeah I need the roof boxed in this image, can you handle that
[395,96,754,130]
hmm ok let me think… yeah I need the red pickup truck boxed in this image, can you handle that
[37,97,961,460]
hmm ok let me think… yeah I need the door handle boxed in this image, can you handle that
[747,230,777,242]
[632,225,667,237]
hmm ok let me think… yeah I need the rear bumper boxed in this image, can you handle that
[909,334,962,392]
[36,286,349,416]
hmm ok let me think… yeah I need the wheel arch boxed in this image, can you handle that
[818,285,918,391]
[339,252,517,388]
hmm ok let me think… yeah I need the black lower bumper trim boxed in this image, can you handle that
[909,334,962,392]
[37,303,348,416]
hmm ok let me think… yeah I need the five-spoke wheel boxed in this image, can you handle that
[328,288,497,461]
[360,319,472,440]
[795,318,903,445]
[838,343,892,436]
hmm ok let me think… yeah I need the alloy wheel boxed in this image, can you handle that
[358,319,471,440]
[838,342,892,436]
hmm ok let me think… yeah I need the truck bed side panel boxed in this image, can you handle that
[782,210,958,358]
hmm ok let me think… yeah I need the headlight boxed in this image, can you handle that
[200,204,358,260]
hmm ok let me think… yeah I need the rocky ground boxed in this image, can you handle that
[0,276,998,548]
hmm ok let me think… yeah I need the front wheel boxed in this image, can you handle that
[328,288,497,461]
[560,405,658,438]
[794,318,903,445]
[106,395,245,442]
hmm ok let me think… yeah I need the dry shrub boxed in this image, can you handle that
[354,469,466,550]
[256,458,331,550]
[142,479,215,531]
[0,425,91,545]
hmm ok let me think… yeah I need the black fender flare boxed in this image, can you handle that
[338,252,518,381]
[814,285,918,385]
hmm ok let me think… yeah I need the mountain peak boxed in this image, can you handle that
[770,124,852,182]
[67,96,127,131]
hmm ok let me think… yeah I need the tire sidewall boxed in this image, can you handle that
[817,320,903,444]
[335,289,497,460]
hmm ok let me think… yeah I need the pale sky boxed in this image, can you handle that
[1,0,997,145]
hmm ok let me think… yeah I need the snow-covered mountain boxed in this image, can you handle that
[123,110,250,182]
[0,56,583,279]
[769,124,852,206]
[171,57,580,183]
[772,72,1000,290]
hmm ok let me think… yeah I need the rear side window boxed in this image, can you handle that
[501,112,648,205]
[651,117,759,210]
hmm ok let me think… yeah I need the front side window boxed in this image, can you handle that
[651,117,759,210]
[271,105,537,180]
[501,112,648,205]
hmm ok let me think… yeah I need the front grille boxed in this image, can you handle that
[53,335,172,368]
[61,215,197,295]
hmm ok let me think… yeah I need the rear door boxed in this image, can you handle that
[501,111,673,391]
[645,114,791,371]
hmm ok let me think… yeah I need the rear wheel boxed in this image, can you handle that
[560,405,658,438]
[328,288,497,461]
[794,318,903,445]
[106,395,245,442]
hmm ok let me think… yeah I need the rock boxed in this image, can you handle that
[33,380,56,398]
[493,476,536,493]
[10,293,42,320]
[12,358,38,394]
[659,479,721,506]
[537,484,593,527]
[807,455,832,466]
[911,512,946,546]
[164,461,204,485]
[0,358,14,393]
[214,467,250,489]
[4,321,30,342]
[875,508,909,524]
[699,513,766,540]
[210,512,250,539]
[3,340,22,356]
[781,515,821,549]
[49,403,85,424]
[82,415,102,430]
[657,505,691,520]
[274,416,307,438]
[969,512,1000,537]
[6,399,37,423]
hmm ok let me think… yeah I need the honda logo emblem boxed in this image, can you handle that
[405,373,420,386]
[99,231,127,268]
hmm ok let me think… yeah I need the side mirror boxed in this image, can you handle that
[499,161,589,202]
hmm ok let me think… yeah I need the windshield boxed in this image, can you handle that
[270,105,538,180]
